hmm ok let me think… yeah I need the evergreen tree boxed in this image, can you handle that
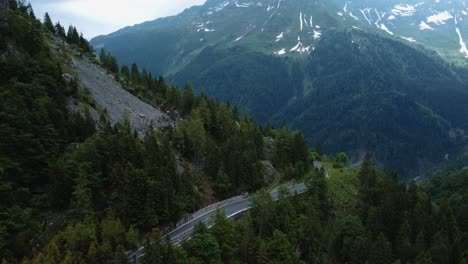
[211,210,238,263]
[396,220,412,263]
[54,22,66,38]
[267,230,301,264]
[43,12,55,34]
[368,233,393,264]
[415,251,433,264]
[131,63,140,84]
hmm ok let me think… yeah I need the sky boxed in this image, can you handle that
[29,0,207,39]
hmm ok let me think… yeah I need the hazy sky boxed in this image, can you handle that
[29,0,207,39]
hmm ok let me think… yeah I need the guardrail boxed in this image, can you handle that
[129,183,308,263]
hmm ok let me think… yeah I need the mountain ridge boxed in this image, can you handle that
[90,0,468,177]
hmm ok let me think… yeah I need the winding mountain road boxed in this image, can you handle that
[128,182,308,263]
[128,161,327,263]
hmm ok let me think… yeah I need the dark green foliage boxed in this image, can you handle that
[333,215,367,263]
[181,222,222,264]
[422,167,468,233]
[1,3,314,262]
[31,214,133,263]
[168,30,468,178]
[0,5,96,259]
[54,21,66,38]
[179,160,467,264]
[99,48,119,74]
[43,12,54,34]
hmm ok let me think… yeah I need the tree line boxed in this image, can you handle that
[0,2,313,262]
[137,158,467,263]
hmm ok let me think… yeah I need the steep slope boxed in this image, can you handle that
[331,0,468,65]
[69,55,173,133]
[173,29,468,176]
[91,0,357,75]
[91,0,468,177]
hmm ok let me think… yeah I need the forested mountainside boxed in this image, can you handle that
[172,29,468,177]
[0,2,310,262]
[143,158,467,264]
[91,0,468,178]
[1,1,467,264]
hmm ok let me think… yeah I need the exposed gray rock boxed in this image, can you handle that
[71,57,174,134]
[62,73,73,84]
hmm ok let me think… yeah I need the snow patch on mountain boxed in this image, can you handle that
[275,32,284,42]
[391,3,422,17]
[360,8,372,25]
[419,21,434,30]
[427,11,453,25]
[379,23,394,35]
[313,30,321,40]
[234,1,253,8]
[349,12,359,20]
[290,36,311,54]
[455,27,468,57]
[401,36,417,42]
[196,22,215,32]
[300,12,303,31]
[274,48,286,55]
[213,1,230,12]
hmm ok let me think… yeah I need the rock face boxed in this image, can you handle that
[70,57,174,134]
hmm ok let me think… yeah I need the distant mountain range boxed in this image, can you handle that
[332,0,468,65]
[91,0,468,177]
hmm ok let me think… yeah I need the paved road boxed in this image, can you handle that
[128,182,308,263]
[129,162,327,263]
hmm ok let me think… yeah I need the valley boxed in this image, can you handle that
[92,0,468,178]
[1,0,467,263]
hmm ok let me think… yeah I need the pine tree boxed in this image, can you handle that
[211,210,238,263]
[43,13,55,34]
[267,230,301,264]
[87,241,99,264]
[71,163,94,216]
[131,63,140,84]
[368,233,393,264]
[415,251,433,264]
[43,242,60,263]
[54,22,65,38]
[181,83,196,115]
[113,245,128,264]
[397,220,412,263]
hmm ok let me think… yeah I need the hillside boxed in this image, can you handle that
[0,3,311,262]
[91,0,468,178]
[171,28,468,176]
[2,1,468,263]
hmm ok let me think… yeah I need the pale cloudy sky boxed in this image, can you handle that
[29,0,207,39]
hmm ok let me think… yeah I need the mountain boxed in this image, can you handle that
[91,0,356,75]
[1,3,311,260]
[91,0,468,177]
[331,0,468,66]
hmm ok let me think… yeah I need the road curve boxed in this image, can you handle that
[128,182,308,263]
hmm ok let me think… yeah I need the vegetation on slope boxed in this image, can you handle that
[122,157,468,264]
[172,29,468,177]
[0,2,312,262]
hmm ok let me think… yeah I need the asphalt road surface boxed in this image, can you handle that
[129,182,308,263]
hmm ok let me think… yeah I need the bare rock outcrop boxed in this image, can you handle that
[70,57,174,134]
